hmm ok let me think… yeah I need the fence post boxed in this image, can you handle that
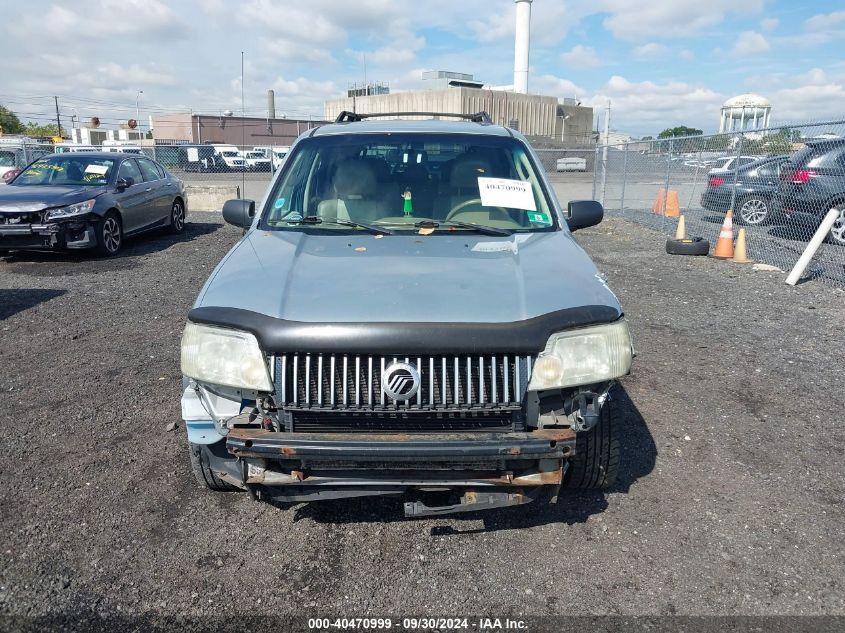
[600,145,609,205]
[619,142,628,214]
[728,133,744,213]
[663,138,673,231]
[591,145,599,200]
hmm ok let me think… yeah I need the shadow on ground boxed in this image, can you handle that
[0,221,222,276]
[0,288,67,320]
[273,386,656,531]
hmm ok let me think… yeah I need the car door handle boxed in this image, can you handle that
[145,188,152,192]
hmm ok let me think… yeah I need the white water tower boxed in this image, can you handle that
[719,94,772,132]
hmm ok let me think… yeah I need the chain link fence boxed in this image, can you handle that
[586,119,845,287]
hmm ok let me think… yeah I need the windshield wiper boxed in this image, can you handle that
[284,215,393,235]
[414,219,512,236]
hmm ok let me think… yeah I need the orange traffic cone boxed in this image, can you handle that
[664,190,680,218]
[652,188,666,214]
[712,210,735,259]
[675,215,686,240]
[732,228,751,263]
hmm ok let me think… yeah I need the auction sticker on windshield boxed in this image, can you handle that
[477,177,536,211]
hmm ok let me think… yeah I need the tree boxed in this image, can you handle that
[23,122,64,138]
[0,105,24,135]
[641,135,653,141]
[657,126,704,139]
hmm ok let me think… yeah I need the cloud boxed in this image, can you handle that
[732,31,769,56]
[679,49,695,61]
[589,75,724,134]
[633,43,667,58]
[760,17,779,31]
[763,68,845,123]
[600,0,764,41]
[804,10,845,32]
[532,75,586,99]
[560,45,601,68]
[18,0,183,40]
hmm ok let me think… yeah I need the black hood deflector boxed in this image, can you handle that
[187,305,622,354]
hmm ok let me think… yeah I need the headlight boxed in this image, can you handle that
[528,320,633,391]
[180,322,273,392]
[44,198,96,221]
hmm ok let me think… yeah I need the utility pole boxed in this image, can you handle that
[54,96,62,138]
[600,100,610,204]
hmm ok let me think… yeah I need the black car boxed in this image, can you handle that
[0,152,188,256]
[772,139,845,246]
[700,155,789,225]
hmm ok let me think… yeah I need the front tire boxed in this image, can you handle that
[188,442,240,492]
[564,396,621,489]
[94,211,122,257]
[167,199,186,234]
[737,196,770,225]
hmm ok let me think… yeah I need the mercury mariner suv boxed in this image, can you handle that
[180,112,634,517]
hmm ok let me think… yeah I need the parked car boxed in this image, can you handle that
[242,150,272,172]
[555,156,587,172]
[0,152,187,256]
[700,155,789,225]
[271,147,289,171]
[773,138,845,245]
[182,146,223,172]
[709,155,761,173]
[212,145,246,171]
[179,112,634,517]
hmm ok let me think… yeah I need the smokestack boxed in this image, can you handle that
[267,89,276,119]
[513,0,532,94]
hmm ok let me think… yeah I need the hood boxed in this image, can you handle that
[0,185,106,213]
[197,228,621,324]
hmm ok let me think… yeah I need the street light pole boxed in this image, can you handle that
[135,90,144,132]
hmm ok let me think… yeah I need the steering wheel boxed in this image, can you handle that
[445,198,510,222]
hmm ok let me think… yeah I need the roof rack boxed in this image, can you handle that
[334,111,492,124]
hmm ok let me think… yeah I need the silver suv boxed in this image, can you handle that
[180,112,633,517]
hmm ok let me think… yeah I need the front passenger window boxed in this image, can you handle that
[138,159,161,182]
[117,159,143,185]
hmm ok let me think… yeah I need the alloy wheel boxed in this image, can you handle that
[172,201,185,231]
[830,207,845,246]
[103,217,121,253]
[739,198,768,225]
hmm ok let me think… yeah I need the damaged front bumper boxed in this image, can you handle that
[0,221,96,250]
[207,427,576,516]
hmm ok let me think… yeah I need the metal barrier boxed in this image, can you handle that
[588,119,845,287]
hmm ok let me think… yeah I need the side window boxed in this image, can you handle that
[117,159,143,184]
[137,159,161,182]
[154,163,166,179]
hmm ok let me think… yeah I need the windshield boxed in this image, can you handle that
[261,133,557,233]
[11,155,115,186]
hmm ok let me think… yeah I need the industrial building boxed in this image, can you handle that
[151,112,326,146]
[325,0,594,145]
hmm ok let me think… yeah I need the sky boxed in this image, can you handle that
[1,0,844,137]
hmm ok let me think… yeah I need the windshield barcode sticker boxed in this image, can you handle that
[477,177,536,211]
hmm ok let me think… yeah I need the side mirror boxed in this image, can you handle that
[115,177,133,190]
[567,200,603,232]
[223,199,256,228]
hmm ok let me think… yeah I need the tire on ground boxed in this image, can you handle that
[188,441,240,492]
[828,205,845,247]
[564,396,621,489]
[665,237,709,256]
[94,210,123,257]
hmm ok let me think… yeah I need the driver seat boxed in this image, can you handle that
[432,154,508,223]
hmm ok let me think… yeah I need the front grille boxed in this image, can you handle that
[274,353,533,413]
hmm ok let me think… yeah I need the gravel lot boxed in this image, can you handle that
[1,212,843,627]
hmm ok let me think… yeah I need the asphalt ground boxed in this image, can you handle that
[0,212,843,630]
